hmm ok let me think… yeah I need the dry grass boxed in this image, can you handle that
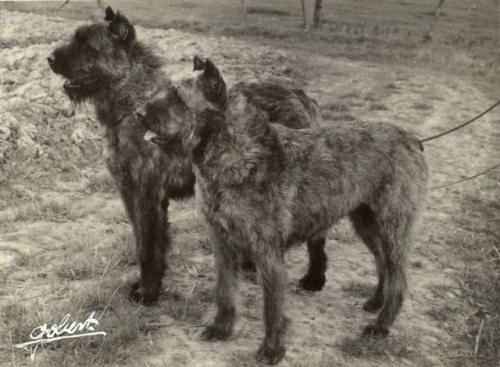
[13,198,74,222]
[0,227,155,367]
[1,279,158,367]
[453,176,500,367]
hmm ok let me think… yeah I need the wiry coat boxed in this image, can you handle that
[138,58,428,365]
[48,8,322,304]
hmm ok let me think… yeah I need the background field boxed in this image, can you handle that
[0,1,499,367]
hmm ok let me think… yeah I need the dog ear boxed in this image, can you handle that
[193,55,206,71]
[204,59,224,89]
[108,11,136,46]
[104,6,115,21]
[200,58,227,109]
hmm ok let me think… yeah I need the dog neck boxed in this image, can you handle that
[95,69,169,127]
[192,109,228,165]
[191,107,284,188]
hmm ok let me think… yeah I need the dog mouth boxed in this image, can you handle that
[63,80,83,91]
[62,76,98,93]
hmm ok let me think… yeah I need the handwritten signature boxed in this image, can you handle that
[13,311,106,360]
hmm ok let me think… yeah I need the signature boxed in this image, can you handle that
[13,311,106,361]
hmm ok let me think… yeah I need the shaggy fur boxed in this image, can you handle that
[138,58,429,364]
[48,8,323,304]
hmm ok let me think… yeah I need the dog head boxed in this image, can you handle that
[136,86,194,149]
[47,7,139,102]
[136,56,227,152]
[177,56,228,113]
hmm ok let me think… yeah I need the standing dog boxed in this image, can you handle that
[48,8,323,304]
[137,57,428,364]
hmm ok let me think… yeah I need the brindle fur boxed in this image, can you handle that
[137,58,428,364]
[48,9,324,304]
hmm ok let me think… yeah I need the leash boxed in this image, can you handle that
[420,100,500,190]
[430,163,500,190]
[420,100,500,143]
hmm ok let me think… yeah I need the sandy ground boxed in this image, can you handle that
[1,10,499,367]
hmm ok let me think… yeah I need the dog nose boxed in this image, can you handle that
[47,53,56,65]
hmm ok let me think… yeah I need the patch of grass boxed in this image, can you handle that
[85,170,116,194]
[425,305,456,322]
[3,273,158,367]
[323,102,349,112]
[337,114,358,122]
[246,7,290,17]
[1,302,40,346]
[14,198,73,222]
[341,281,373,299]
[339,333,430,365]
[412,102,433,111]
[369,103,389,111]
[159,287,208,324]
[339,92,360,99]
[55,230,136,282]
[56,262,92,281]
[452,176,500,367]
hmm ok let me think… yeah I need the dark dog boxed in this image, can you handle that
[48,8,323,304]
[137,57,428,364]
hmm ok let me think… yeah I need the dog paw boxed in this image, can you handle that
[299,272,326,291]
[256,343,286,365]
[362,324,389,337]
[200,324,232,341]
[129,281,159,305]
[363,296,383,313]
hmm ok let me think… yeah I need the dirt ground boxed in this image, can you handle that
[0,5,499,367]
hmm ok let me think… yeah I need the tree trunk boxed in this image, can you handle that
[424,0,445,41]
[497,0,500,69]
[301,0,308,29]
[313,0,323,28]
[241,0,247,20]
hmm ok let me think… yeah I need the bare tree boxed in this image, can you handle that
[313,0,323,28]
[301,0,308,29]
[497,0,500,69]
[241,0,247,20]
[57,0,70,11]
[424,0,445,41]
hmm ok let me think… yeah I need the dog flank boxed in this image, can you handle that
[139,58,428,364]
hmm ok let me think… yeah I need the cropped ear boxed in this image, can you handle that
[108,11,136,46]
[203,59,224,92]
[104,6,115,21]
[198,58,227,109]
[193,55,205,71]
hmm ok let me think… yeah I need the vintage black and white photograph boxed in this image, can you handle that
[0,1,499,366]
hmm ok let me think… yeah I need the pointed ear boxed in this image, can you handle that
[199,58,227,108]
[203,59,220,78]
[108,11,136,45]
[104,6,115,21]
[193,55,205,71]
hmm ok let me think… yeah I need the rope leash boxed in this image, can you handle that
[430,163,500,190]
[420,100,500,143]
[419,100,500,190]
